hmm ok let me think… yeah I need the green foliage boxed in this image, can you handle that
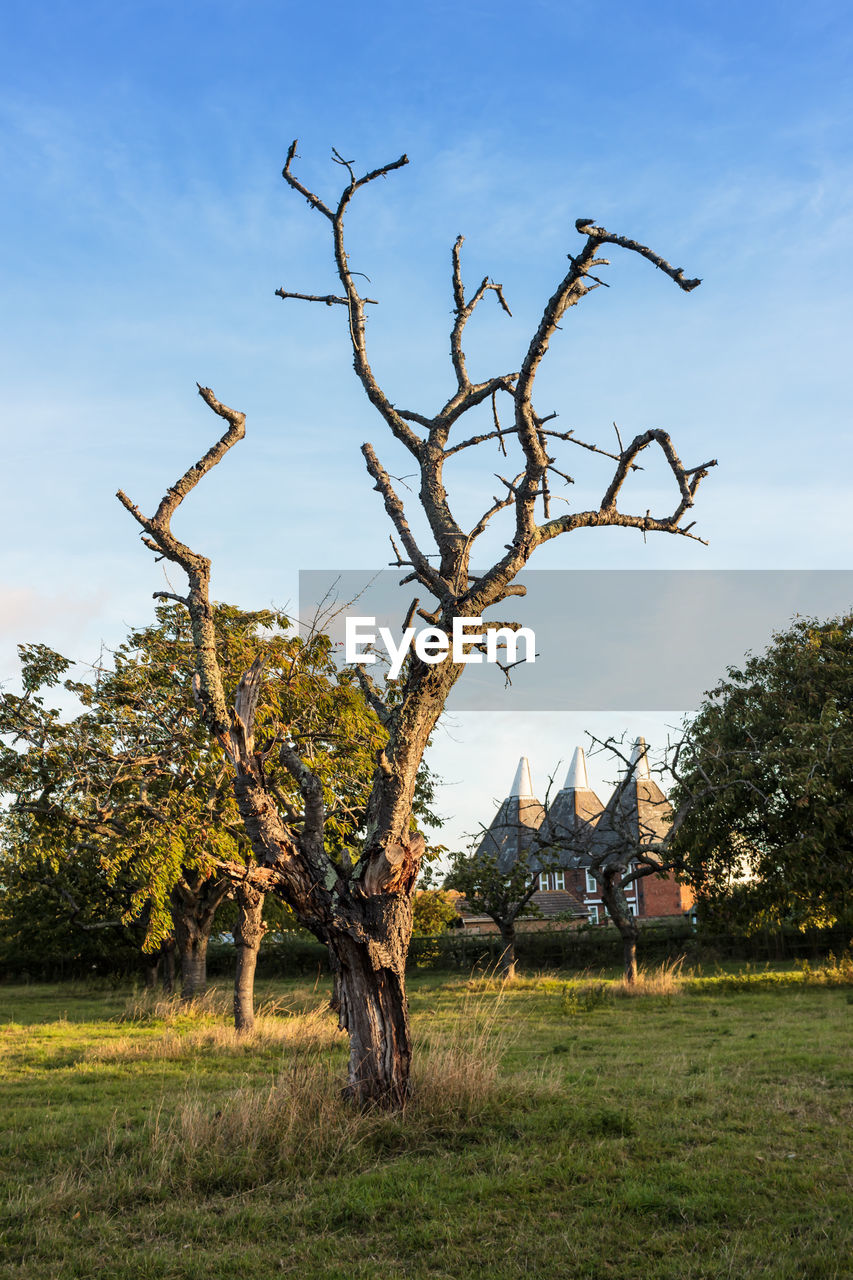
[0,838,145,980]
[411,889,460,937]
[673,613,853,929]
[560,981,610,1014]
[0,603,409,955]
[444,846,545,931]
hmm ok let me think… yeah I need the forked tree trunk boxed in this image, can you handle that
[170,872,231,1000]
[600,872,640,983]
[498,922,518,980]
[327,894,413,1108]
[233,882,266,1033]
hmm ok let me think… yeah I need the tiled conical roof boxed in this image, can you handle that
[591,736,672,861]
[473,756,545,873]
[538,746,605,869]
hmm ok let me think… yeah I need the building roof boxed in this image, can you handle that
[529,889,588,919]
[472,739,674,882]
[509,755,534,797]
[536,746,604,869]
[454,888,587,923]
[472,755,545,873]
[589,737,672,863]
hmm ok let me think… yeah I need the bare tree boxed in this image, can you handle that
[542,735,709,982]
[445,844,574,981]
[118,142,715,1106]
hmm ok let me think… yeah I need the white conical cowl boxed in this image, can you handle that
[629,737,651,779]
[509,756,534,797]
[563,746,589,791]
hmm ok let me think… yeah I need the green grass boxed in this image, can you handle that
[1,966,851,1279]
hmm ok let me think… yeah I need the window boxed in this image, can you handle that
[553,870,565,891]
[538,872,550,891]
[587,904,599,925]
[585,869,598,894]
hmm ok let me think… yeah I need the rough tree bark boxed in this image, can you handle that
[233,881,266,1033]
[169,870,231,999]
[119,142,714,1105]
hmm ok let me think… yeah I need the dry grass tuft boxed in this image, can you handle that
[613,955,687,997]
[117,986,230,1024]
[84,989,538,1194]
[89,1002,344,1063]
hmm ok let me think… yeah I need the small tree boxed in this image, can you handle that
[118,142,715,1104]
[450,740,692,983]
[541,738,690,983]
[411,889,460,938]
[671,613,853,930]
[0,607,387,1028]
[445,846,562,979]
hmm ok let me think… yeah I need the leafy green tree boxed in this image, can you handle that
[411,889,460,937]
[671,613,853,929]
[445,847,556,979]
[0,825,148,981]
[0,605,393,1027]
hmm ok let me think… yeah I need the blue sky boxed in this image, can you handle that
[2,0,852,846]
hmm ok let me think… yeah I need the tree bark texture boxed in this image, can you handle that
[233,882,266,1033]
[327,893,413,1108]
[143,955,159,989]
[161,938,176,994]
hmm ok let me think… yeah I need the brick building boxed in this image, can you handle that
[464,742,691,931]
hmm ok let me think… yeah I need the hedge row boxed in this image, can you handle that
[206,921,853,979]
[4,921,849,984]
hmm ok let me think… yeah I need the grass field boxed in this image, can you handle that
[1,963,851,1280]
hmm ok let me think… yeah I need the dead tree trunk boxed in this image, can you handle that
[119,143,713,1105]
[170,870,231,1000]
[327,894,413,1107]
[600,869,640,983]
[233,881,266,1033]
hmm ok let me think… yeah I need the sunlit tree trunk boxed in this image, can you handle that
[233,882,266,1033]
[327,893,413,1107]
